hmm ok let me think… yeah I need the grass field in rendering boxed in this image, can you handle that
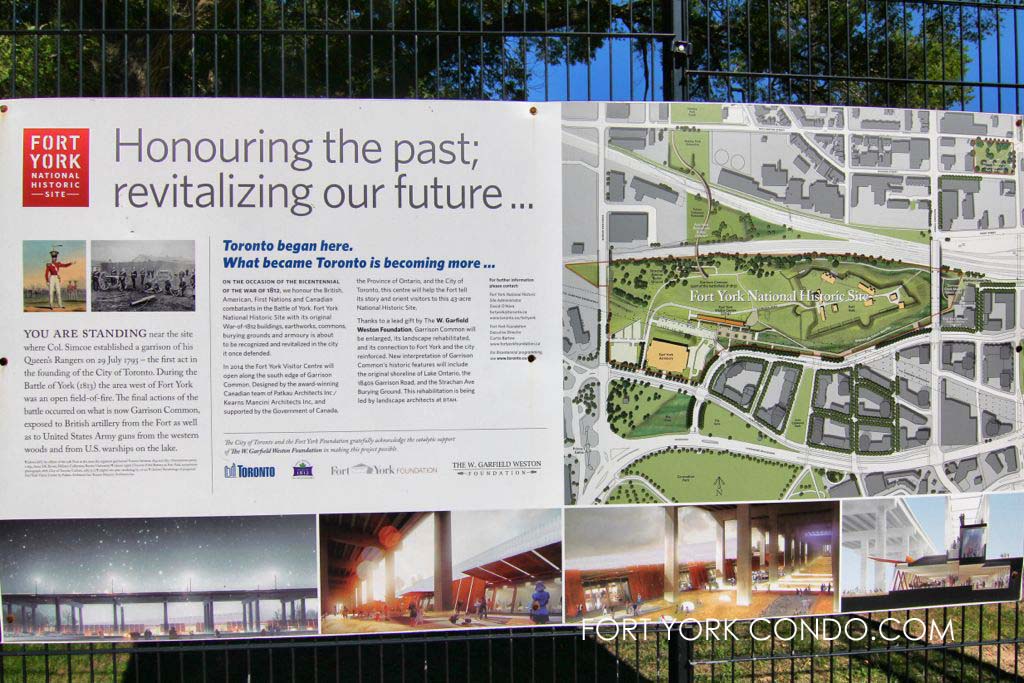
[607,379,694,439]
[699,402,790,450]
[618,448,800,502]
[686,194,840,244]
[566,261,600,287]
[609,254,932,354]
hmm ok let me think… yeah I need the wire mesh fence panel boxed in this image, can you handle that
[0,0,675,100]
[3,605,1024,681]
[3,0,1020,109]
[678,0,1024,111]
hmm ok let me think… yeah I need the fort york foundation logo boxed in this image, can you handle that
[23,128,90,207]
[292,461,314,478]
[224,463,277,479]
[331,463,438,476]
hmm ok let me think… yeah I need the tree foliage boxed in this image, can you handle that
[0,0,1004,107]
[686,0,996,108]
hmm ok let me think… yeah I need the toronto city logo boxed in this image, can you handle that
[223,463,277,479]
[22,128,90,207]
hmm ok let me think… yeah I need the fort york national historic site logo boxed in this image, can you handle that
[23,128,90,207]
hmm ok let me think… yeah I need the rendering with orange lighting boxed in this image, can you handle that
[319,509,562,633]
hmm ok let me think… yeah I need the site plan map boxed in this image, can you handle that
[562,102,1024,506]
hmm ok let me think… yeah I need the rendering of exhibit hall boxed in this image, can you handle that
[565,501,840,622]
[319,509,563,634]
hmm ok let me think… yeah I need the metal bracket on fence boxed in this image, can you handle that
[671,41,693,56]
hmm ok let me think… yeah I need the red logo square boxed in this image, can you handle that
[22,128,90,207]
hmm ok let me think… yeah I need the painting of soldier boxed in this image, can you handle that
[22,241,87,312]
[90,240,196,312]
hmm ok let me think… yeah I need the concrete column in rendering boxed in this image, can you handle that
[434,511,454,611]
[664,506,679,602]
[714,518,726,573]
[736,504,752,607]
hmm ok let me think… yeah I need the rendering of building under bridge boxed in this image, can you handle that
[3,587,318,639]
[841,494,1024,611]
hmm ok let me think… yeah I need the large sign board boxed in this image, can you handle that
[0,100,1022,642]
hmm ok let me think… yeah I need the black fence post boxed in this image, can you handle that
[663,0,689,101]
[667,627,694,683]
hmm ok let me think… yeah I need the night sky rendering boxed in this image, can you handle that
[0,515,319,638]
[1,516,317,594]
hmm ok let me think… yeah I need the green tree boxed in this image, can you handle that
[0,0,664,98]
[2,0,1000,106]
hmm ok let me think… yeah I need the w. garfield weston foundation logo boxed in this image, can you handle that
[22,128,90,207]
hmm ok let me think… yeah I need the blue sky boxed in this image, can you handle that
[841,494,1024,592]
[904,493,1024,557]
[985,493,1024,557]
[906,496,947,553]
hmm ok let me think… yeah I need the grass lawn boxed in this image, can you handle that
[788,467,829,499]
[973,137,1016,174]
[788,468,821,499]
[630,393,695,438]
[700,402,791,450]
[608,259,696,335]
[687,194,841,244]
[623,448,800,502]
[607,378,694,438]
[1,645,129,682]
[605,479,662,504]
[668,129,710,179]
[850,224,932,245]
[566,261,600,287]
[598,602,1024,681]
[670,103,726,124]
[784,368,814,443]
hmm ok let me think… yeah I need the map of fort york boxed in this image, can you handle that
[562,102,1024,506]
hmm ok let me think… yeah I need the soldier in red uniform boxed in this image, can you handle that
[44,249,76,310]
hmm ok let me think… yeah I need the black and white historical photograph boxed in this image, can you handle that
[90,240,196,312]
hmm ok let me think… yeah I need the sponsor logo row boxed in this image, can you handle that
[222,461,440,479]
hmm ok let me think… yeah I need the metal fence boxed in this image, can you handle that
[2,0,1022,109]
[677,0,1024,111]
[2,603,1024,681]
[3,0,1024,680]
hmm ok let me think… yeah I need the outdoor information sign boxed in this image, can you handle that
[0,99,1022,642]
